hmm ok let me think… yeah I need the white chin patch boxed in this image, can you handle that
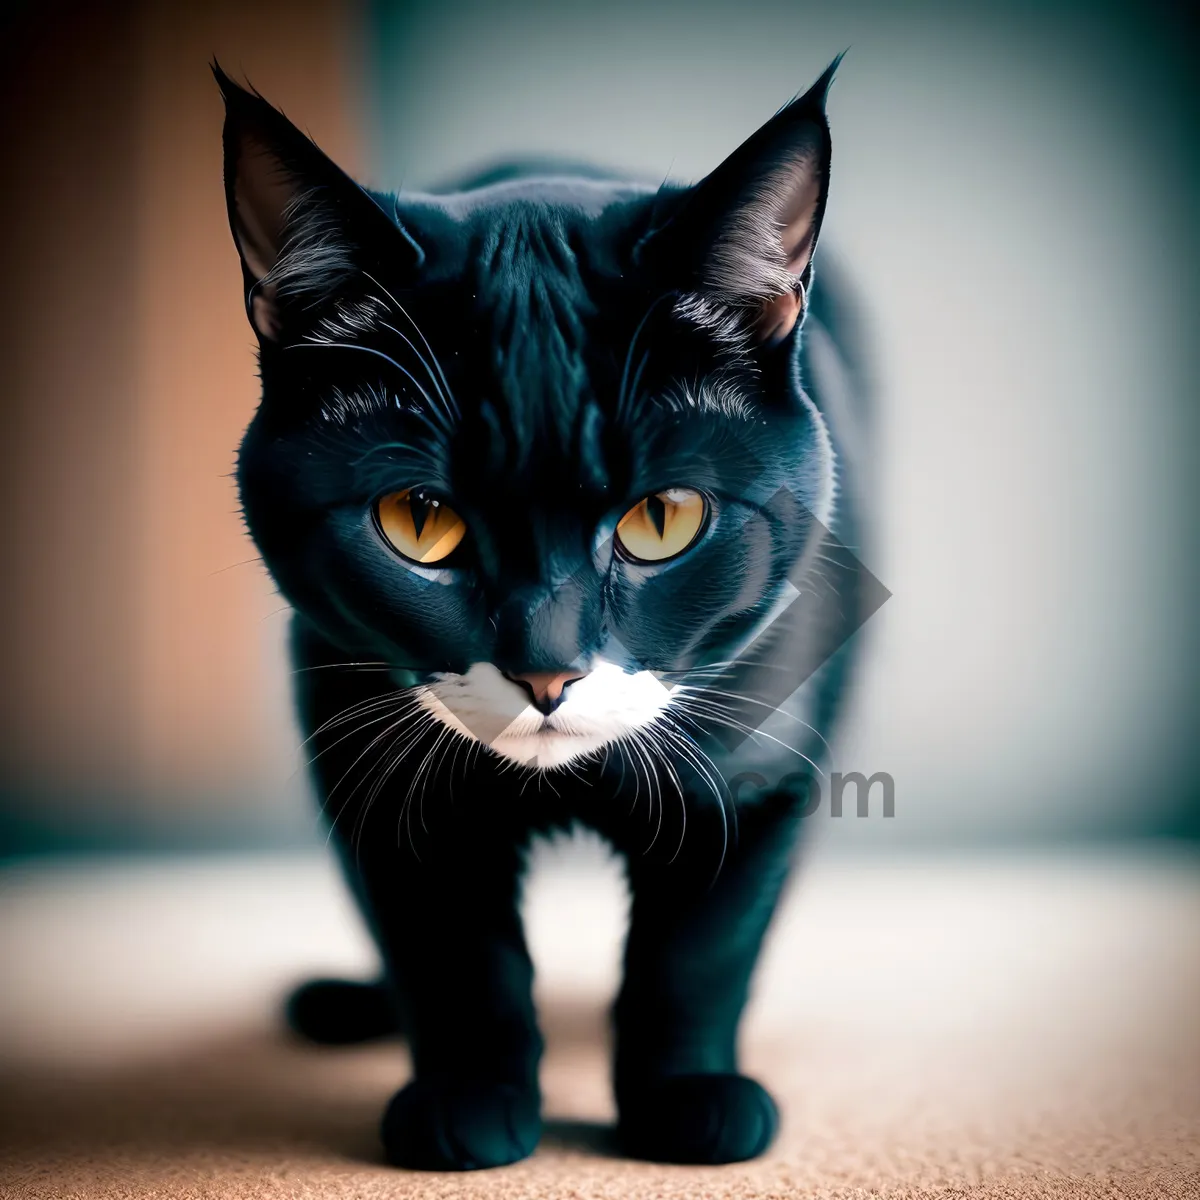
[415,661,671,770]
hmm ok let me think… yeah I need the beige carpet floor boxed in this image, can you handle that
[1,845,1198,1198]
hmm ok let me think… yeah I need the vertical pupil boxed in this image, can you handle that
[408,490,430,540]
[646,493,667,538]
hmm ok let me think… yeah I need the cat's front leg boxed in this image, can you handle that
[613,794,805,1164]
[293,623,542,1171]
[349,838,544,1170]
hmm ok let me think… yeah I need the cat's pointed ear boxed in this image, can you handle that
[643,58,838,346]
[214,64,415,342]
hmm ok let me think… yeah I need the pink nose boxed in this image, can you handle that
[505,670,583,715]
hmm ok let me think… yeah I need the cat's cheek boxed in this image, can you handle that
[606,525,756,671]
[307,512,483,669]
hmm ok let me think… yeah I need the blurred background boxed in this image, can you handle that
[1,0,1198,857]
[2,6,1198,1196]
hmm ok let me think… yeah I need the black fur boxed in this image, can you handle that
[217,59,867,1169]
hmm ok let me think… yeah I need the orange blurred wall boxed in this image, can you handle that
[0,1,364,833]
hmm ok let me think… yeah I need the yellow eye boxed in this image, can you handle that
[376,488,466,564]
[615,487,708,563]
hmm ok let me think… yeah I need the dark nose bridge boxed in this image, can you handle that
[492,571,594,674]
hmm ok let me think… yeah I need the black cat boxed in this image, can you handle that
[217,57,869,1170]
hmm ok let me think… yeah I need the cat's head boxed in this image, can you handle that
[219,63,838,771]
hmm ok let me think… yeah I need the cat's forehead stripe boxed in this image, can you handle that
[474,207,597,446]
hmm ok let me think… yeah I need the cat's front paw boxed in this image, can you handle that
[617,1073,778,1164]
[381,1078,541,1170]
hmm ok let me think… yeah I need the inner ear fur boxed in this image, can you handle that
[214,64,407,342]
[644,57,839,347]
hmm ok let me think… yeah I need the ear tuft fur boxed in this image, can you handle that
[650,58,841,346]
[215,65,402,341]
